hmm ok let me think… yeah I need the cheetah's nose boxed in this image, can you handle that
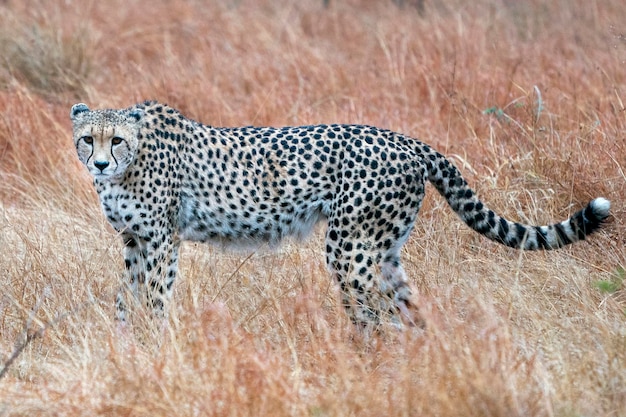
[94,161,110,172]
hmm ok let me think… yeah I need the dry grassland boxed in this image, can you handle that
[1,0,625,415]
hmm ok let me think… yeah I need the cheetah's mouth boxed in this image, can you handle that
[92,171,113,179]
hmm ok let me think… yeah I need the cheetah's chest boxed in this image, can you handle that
[95,181,147,234]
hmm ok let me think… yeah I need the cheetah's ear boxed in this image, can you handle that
[128,108,144,123]
[70,103,90,120]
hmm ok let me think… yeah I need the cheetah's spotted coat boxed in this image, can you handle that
[71,101,610,327]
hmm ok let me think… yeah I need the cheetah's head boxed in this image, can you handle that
[70,103,144,180]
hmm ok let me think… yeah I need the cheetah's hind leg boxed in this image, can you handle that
[379,251,423,329]
[325,237,422,332]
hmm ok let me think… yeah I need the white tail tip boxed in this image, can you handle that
[591,197,610,218]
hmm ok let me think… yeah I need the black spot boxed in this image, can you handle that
[554,223,572,246]
[535,226,550,249]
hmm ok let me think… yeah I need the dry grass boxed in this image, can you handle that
[1,0,625,415]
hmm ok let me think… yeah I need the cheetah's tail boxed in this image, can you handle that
[423,147,610,250]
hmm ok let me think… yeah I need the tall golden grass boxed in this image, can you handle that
[0,0,624,415]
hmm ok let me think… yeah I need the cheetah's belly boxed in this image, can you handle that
[176,191,328,249]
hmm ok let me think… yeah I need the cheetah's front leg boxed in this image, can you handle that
[116,231,180,322]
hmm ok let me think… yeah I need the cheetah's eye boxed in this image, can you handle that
[111,137,124,145]
[82,136,94,145]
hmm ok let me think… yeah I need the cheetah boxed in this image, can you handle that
[70,101,610,328]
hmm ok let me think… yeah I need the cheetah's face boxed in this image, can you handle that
[70,103,144,180]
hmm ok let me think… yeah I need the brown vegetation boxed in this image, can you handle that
[0,0,624,415]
